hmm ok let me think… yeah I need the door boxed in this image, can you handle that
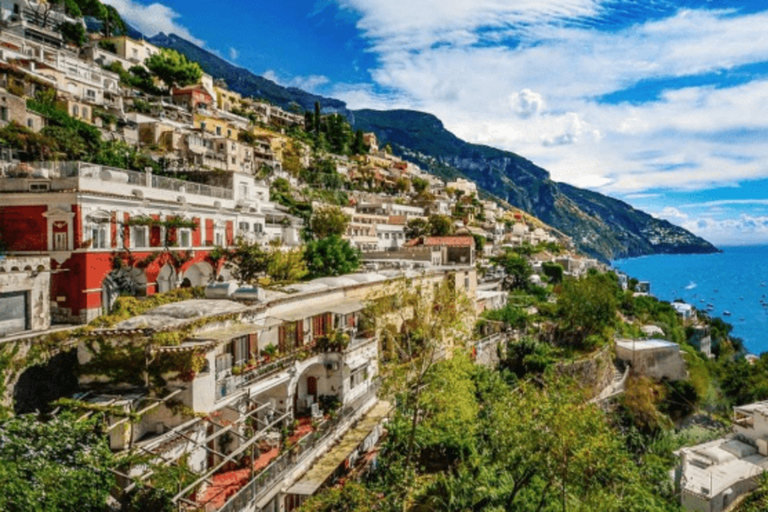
[307,376,318,401]
[0,291,28,336]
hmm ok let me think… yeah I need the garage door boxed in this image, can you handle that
[0,291,28,336]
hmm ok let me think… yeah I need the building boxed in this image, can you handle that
[447,178,477,196]
[73,267,477,512]
[0,255,50,337]
[615,339,688,381]
[0,160,301,324]
[375,223,405,252]
[676,401,768,512]
[672,302,696,321]
[100,35,161,66]
[406,235,476,266]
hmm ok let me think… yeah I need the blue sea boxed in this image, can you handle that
[613,246,768,355]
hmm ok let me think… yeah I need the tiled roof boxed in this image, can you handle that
[423,236,474,247]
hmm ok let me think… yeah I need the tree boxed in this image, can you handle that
[266,246,307,284]
[412,177,429,194]
[60,21,87,46]
[427,214,454,236]
[314,101,321,135]
[556,272,619,348]
[223,238,269,285]
[367,277,474,470]
[405,217,428,240]
[542,261,564,284]
[304,235,360,278]
[492,250,532,291]
[351,129,368,155]
[309,205,350,239]
[145,48,203,90]
[0,412,115,512]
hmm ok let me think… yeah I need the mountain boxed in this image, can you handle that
[147,33,346,113]
[147,33,718,261]
[349,109,718,260]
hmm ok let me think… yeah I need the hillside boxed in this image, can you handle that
[148,33,718,261]
[147,33,346,113]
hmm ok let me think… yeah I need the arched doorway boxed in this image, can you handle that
[182,261,213,288]
[156,264,177,294]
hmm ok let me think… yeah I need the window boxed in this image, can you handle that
[81,107,88,119]
[26,118,33,129]
[216,126,222,136]
[238,222,249,232]
[200,122,206,131]
[215,232,224,246]
[179,229,191,248]
[28,182,49,191]
[229,336,250,367]
[89,223,108,249]
[72,105,79,117]
[86,89,95,99]
[254,223,263,234]
[227,130,232,138]
[0,106,7,121]
[53,232,68,251]
[132,226,148,248]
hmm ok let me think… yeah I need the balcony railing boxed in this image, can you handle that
[214,355,298,402]
[212,383,380,512]
[7,161,233,200]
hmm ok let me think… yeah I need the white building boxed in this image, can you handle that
[676,401,768,512]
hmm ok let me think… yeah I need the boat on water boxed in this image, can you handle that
[723,311,732,316]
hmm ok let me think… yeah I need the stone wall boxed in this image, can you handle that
[554,344,615,397]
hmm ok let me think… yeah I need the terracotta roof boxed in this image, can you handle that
[423,236,475,247]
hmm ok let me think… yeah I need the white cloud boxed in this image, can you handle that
[101,0,203,46]
[229,47,239,61]
[509,89,546,119]
[262,70,331,93]
[330,3,768,197]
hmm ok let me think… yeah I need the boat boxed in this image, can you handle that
[723,311,732,316]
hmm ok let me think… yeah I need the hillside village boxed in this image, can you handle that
[2,3,768,512]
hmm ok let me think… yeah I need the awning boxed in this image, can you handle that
[326,300,364,315]
[190,324,258,343]
[270,299,364,322]
[286,400,391,496]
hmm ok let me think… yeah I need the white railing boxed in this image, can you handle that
[6,161,234,200]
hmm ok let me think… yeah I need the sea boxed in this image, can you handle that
[612,245,768,355]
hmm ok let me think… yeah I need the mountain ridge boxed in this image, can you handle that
[147,32,718,261]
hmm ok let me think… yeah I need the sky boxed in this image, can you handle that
[102,0,768,247]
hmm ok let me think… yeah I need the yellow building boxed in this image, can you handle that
[194,113,240,140]
[214,85,242,113]
[102,36,161,66]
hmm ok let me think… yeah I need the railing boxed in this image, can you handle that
[213,383,380,512]
[215,355,298,402]
[7,161,233,200]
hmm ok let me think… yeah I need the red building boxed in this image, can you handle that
[0,161,302,324]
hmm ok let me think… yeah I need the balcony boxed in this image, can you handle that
[214,354,298,402]
[0,161,233,201]
[201,384,380,512]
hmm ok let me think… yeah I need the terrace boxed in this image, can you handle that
[0,161,234,201]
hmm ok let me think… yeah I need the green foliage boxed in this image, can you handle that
[309,205,350,239]
[266,246,308,284]
[107,62,164,95]
[0,122,55,161]
[60,21,87,46]
[492,250,532,291]
[482,302,529,330]
[300,158,345,190]
[427,214,454,236]
[412,176,429,194]
[556,272,620,348]
[0,413,115,512]
[223,238,270,285]
[304,235,360,278]
[503,336,556,378]
[145,48,203,90]
[541,261,564,284]
[298,482,380,512]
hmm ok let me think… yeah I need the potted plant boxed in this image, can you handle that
[263,343,278,362]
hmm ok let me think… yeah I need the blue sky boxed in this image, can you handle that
[104,0,768,246]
